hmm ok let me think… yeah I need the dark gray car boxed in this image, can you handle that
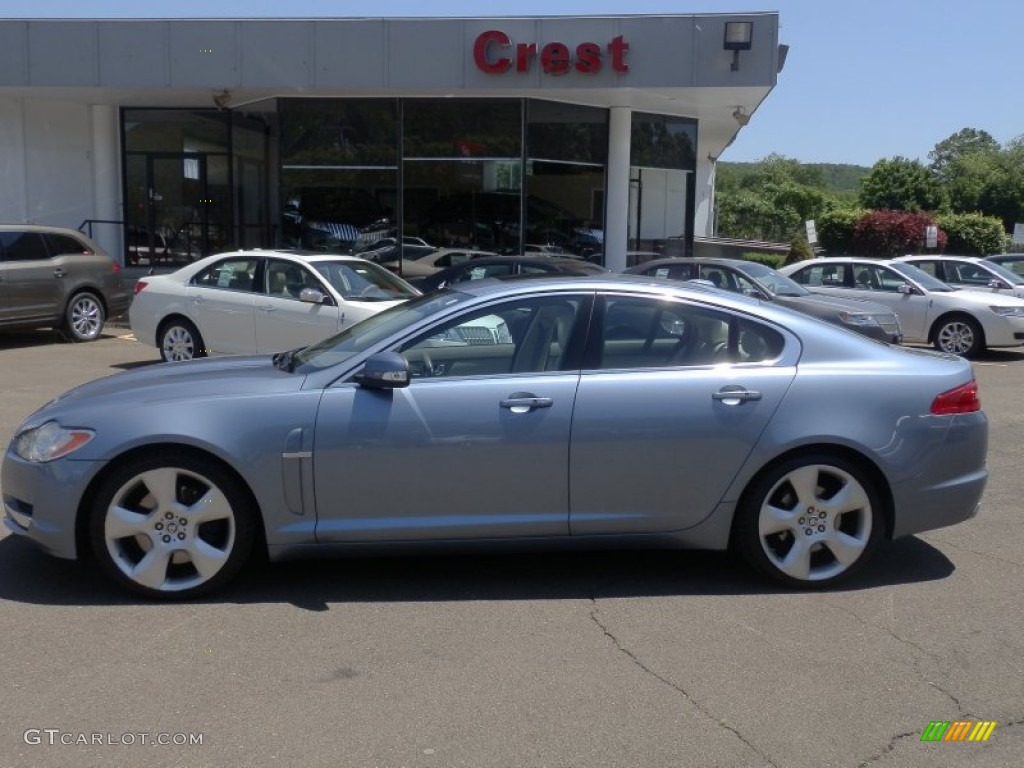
[626,257,903,343]
[0,225,131,341]
[3,276,986,599]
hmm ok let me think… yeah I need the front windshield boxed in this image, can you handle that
[738,262,808,297]
[291,291,472,373]
[888,262,956,292]
[312,260,419,301]
[982,260,1024,285]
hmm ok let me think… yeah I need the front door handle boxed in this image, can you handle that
[500,394,553,413]
[53,268,67,278]
[712,386,762,405]
[257,304,277,313]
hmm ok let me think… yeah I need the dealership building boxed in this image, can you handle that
[0,14,784,271]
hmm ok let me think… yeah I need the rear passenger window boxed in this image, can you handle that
[45,234,91,256]
[594,296,783,369]
[0,232,48,262]
[193,258,259,292]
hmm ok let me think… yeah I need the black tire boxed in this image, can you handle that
[734,453,884,589]
[89,450,257,600]
[159,317,206,362]
[63,292,105,342]
[932,314,983,357]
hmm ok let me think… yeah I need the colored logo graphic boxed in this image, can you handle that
[921,721,997,742]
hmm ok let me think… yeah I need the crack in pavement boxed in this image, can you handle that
[858,715,1024,767]
[856,729,920,767]
[588,602,778,768]
[829,602,939,660]
[829,602,972,715]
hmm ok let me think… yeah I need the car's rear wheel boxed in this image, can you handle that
[159,317,206,362]
[933,314,983,357]
[64,292,105,342]
[734,454,883,588]
[89,452,257,599]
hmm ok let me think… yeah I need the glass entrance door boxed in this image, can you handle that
[124,152,231,266]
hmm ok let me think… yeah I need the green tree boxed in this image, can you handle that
[858,157,947,212]
[715,154,837,241]
[816,207,869,255]
[928,128,1000,182]
[934,212,1006,255]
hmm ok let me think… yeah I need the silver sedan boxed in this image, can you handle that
[3,275,988,598]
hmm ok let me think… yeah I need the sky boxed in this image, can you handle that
[3,0,1022,168]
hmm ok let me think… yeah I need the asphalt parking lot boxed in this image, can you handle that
[0,329,1022,768]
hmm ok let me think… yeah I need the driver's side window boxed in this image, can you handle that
[399,296,584,379]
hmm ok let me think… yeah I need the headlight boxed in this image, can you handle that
[836,311,881,328]
[990,306,1024,317]
[14,421,94,463]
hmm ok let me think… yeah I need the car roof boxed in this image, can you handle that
[213,249,375,265]
[0,223,88,236]
[896,254,986,262]
[630,256,756,270]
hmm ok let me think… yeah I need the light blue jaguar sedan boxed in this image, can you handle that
[2,275,988,598]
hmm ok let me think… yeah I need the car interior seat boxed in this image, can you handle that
[855,269,873,289]
[512,302,577,372]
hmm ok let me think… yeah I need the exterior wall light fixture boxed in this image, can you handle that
[723,21,753,71]
[733,107,750,127]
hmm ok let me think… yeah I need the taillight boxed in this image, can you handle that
[112,262,121,275]
[133,280,148,295]
[931,380,980,415]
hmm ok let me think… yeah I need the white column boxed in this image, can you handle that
[604,106,631,273]
[90,104,122,262]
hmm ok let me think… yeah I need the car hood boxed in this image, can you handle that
[20,356,303,430]
[776,292,894,316]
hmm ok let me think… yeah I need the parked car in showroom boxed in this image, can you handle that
[626,257,902,343]
[4,275,987,599]
[0,224,131,341]
[780,257,1024,357]
[895,255,1024,299]
[129,250,420,361]
[413,255,606,292]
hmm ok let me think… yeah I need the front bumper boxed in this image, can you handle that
[1,450,102,560]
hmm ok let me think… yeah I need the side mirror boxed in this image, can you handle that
[988,279,1006,290]
[897,283,914,295]
[354,351,410,389]
[299,287,328,304]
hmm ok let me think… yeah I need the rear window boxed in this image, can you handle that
[0,231,48,262]
[45,233,92,256]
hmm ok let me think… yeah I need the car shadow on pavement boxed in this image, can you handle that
[0,535,954,609]
[0,329,126,349]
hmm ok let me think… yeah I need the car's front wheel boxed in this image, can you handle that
[89,451,257,599]
[933,314,983,357]
[159,317,206,362]
[734,454,883,588]
[64,292,105,342]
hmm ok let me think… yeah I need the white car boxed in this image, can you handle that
[780,257,1024,357]
[895,255,1024,300]
[130,250,420,361]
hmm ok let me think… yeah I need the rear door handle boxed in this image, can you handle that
[500,395,553,413]
[257,304,277,313]
[712,387,762,405]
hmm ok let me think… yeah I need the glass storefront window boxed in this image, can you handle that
[526,100,607,261]
[280,99,398,167]
[403,100,523,254]
[123,109,230,153]
[629,113,697,259]
[403,100,521,159]
[279,100,399,253]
